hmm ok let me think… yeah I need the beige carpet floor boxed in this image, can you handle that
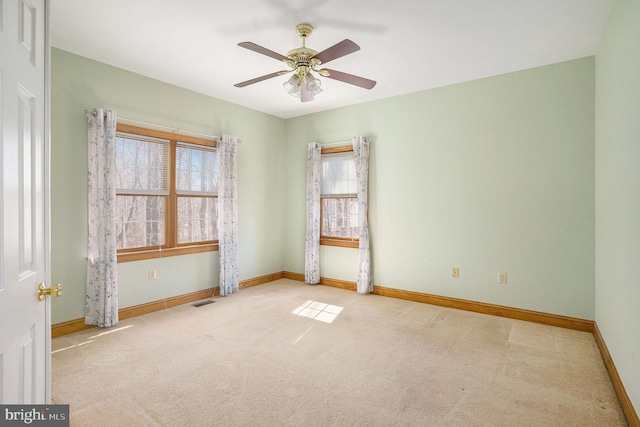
[52,279,627,426]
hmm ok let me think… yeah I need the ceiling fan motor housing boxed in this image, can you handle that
[288,24,321,79]
[286,48,321,78]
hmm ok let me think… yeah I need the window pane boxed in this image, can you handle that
[116,134,169,193]
[116,195,165,249]
[322,197,358,238]
[176,144,218,195]
[177,196,218,244]
[321,153,356,196]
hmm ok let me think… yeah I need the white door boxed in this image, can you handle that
[0,0,51,404]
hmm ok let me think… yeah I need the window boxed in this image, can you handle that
[175,142,218,244]
[115,124,218,262]
[320,146,358,248]
[115,132,169,250]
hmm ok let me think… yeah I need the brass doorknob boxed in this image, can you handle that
[38,283,62,301]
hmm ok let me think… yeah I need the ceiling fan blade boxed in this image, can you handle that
[234,71,288,88]
[322,69,377,90]
[312,39,360,64]
[238,42,289,62]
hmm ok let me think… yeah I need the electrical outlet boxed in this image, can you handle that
[148,269,157,280]
[497,272,507,284]
[452,267,459,278]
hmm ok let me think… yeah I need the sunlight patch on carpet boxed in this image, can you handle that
[53,325,134,354]
[292,300,344,323]
[89,324,133,339]
[52,340,95,354]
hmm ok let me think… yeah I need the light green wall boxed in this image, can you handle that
[595,0,640,411]
[52,50,596,323]
[51,48,287,324]
[285,57,596,319]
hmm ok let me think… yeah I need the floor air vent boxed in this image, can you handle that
[192,300,215,308]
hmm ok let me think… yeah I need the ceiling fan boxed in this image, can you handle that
[234,23,376,102]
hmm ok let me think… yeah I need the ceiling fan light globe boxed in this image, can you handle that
[308,85,322,96]
[283,80,296,92]
[283,74,302,97]
[304,73,323,96]
[286,85,301,98]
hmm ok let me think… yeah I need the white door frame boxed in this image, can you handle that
[44,0,52,403]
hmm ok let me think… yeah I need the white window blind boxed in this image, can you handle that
[321,152,356,197]
[115,133,169,195]
[115,132,169,249]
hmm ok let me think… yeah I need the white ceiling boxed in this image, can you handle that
[51,0,613,119]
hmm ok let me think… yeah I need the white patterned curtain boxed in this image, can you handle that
[218,134,239,296]
[86,108,119,327]
[305,142,321,284]
[353,136,372,294]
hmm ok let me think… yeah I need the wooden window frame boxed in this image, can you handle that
[320,145,359,249]
[116,124,218,262]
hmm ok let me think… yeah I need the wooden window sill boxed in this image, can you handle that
[320,239,359,248]
[118,243,218,262]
